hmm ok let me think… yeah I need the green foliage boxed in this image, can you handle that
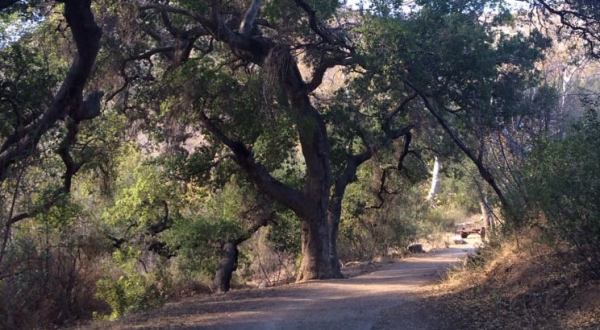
[96,271,164,319]
[522,111,600,276]
[338,155,484,261]
[0,43,61,137]
[35,198,80,229]
[103,145,180,230]
[0,0,45,44]
[420,206,465,235]
[435,161,481,213]
[338,163,425,260]
[168,216,244,276]
[355,0,550,131]
[95,245,170,319]
[92,149,180,318]
[266,210,301,255]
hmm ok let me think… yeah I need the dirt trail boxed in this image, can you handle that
[91,246,473,330]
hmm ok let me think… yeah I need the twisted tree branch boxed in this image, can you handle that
[0,0,101,182]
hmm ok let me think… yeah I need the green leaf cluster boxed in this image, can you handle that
[523,111,600,275]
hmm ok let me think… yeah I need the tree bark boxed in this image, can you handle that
[297,215,341,281]
[479,196,494,232]
[212,212,272,293]
[0,0,102,182]
[325,152,370,274]
[327,199,343,275]
[426,156,441,201]
[252,45,342,281]
[214,242,239,293]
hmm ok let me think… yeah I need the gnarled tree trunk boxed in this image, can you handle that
[133,0,415,284]
[213,212,273,293]
[272,45,342,281]
[297,215,341,281]
[174,3,354,283]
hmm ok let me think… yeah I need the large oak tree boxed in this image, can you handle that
[106,0,548,281]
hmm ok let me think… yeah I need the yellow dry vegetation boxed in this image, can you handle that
[426,232,600,329]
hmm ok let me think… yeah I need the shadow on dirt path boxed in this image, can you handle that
[88,246,474,330]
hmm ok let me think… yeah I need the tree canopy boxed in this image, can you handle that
[1,0,599,327]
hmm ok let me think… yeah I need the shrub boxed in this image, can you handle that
[523,111,600,276]
[167,216,244,277]
[338,180,422,261]
[0,232,108,329]
[96,273,164,320]
[95,246,171,319]
[0,200,110,329]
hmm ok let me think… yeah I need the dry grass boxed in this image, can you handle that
[425,232,600,329]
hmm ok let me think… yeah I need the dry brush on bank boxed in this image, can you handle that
[424,234,600,330]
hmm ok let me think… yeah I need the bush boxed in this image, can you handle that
[167,216,244,277]
[338,179,422,261]
[524,111,600,276]
[0,234,108,329]
[96,273,164,320]
[0,201,109,329]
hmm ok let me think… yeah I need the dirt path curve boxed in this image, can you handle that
[97,247,472,330]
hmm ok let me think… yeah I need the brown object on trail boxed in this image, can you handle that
[461,228,469,239]
[408,243,424,253]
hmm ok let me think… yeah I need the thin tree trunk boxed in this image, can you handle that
[475,179,495,234]
[214,242,239,294]
[325,153,370,277]
[213,212,273,293]
[480,196,495,231]
[426,156,441,201]
[479,199,490,240]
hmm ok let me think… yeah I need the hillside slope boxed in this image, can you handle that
[425,238,600,329]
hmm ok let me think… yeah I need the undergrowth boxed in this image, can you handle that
[428,232,600,329]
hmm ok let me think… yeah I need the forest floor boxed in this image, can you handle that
[84,243,475,330]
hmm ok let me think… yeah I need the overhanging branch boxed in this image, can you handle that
[404,79,509,208]
[306,56,357,93]
[0,0,101,182]
[197,111,307,218]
